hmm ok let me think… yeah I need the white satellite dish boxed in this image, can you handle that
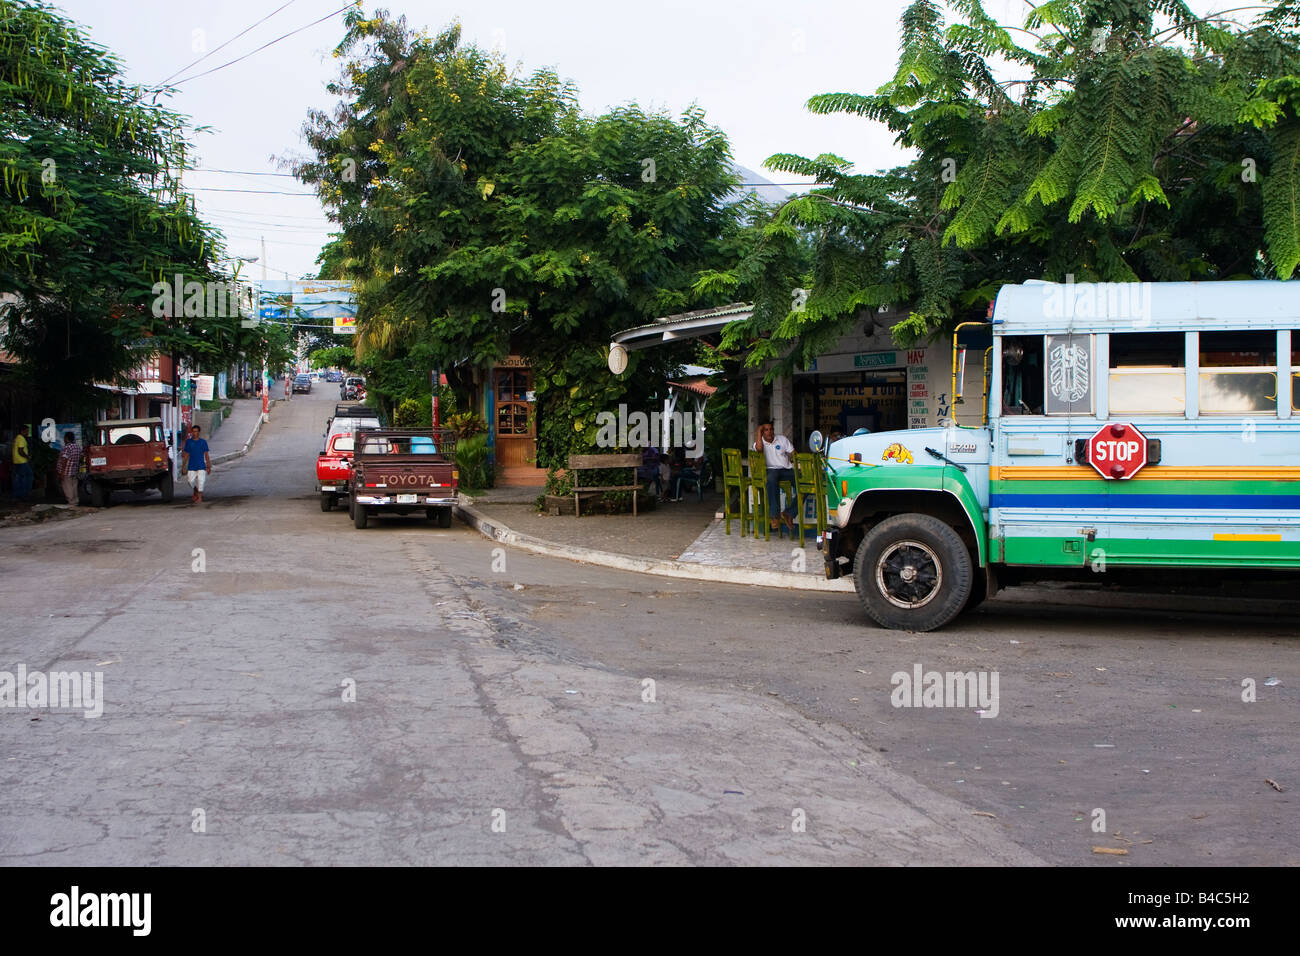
[608,343,628,375]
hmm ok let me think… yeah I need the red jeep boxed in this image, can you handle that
[81,418,174,507]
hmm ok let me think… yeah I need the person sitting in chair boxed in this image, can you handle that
[671,442,705,501]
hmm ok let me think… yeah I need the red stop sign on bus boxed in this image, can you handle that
[1087,423,1148,479]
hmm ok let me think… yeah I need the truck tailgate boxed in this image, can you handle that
[356,456,455,490]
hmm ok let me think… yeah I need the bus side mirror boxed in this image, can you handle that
[809,430,825,453]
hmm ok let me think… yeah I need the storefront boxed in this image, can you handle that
[614,303,982,454]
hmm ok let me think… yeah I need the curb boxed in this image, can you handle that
[210,408,266,466]
[455,502,855,592]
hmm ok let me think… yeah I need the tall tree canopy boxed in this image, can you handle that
[0,0,247,411]
[298,9,748,470]
[710,0,1300,372]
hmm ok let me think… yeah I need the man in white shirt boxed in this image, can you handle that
[753,421,796,534]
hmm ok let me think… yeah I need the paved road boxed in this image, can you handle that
[0,387,1294,865]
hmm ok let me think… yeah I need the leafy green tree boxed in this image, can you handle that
[309,344,355,369]
[298,9,745,476]
[716,0,1300,368]
[0,0,240,413]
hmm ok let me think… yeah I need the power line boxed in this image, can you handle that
[203,206,332,221]
[155,0,298,88]
[192,186,318,196]
[223,234,330,248]
[194,168,298,178]
[188,164,810,190]
[168,2,357,87]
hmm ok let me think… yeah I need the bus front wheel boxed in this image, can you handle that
[853,514,972,632]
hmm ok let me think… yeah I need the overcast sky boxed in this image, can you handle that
[55,0,1235,280]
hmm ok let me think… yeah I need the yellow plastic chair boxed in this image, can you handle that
[748,450,771,541]
[722,448,750,536]
[793,453,828,547]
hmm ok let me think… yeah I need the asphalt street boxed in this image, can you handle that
[0,386,1295,865]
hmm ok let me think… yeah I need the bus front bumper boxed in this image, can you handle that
[822,528,848,580]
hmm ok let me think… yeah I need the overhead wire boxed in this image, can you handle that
[154,0,298,87]
[167,2,358,87]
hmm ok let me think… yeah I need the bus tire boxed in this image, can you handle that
[965,569,988,612]
[853,514,972,632]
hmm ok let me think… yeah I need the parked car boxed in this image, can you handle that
[79,418,173,507]
[325,406,381,449]
[325,370,343,383]
[293,374,313,394]
[349,428,458,528]
[316,432,356,511]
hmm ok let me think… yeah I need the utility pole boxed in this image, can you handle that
[261,236,269,423]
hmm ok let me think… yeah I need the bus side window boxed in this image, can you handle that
[1001,336,1044,414]
[1292,332,1299,413]
[1109,332,1184,414]
[1199,331,1276,414]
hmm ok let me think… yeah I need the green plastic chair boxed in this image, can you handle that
[793,453,828,547]
[722,448,750,536]
[747,450,771,541]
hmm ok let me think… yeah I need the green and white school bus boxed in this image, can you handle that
[820,280,1300,631]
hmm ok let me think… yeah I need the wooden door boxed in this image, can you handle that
[495,369,535,469]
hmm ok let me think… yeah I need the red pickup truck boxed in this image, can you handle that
[316,432,355,512]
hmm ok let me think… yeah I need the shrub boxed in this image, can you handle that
[445,412,486,438]
[393,398,427,428]
[455,433,492,490]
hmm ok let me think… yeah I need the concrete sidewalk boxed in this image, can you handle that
[459,487,852,592]
[207,397,271,465]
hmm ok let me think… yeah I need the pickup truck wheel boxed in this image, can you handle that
[437,507,452,528]
[78,478,92,506]
[320,493,333,512]
[89,480,109,509]
[353,501,368,529]
[853,514,972,632]
[158,472,174,503]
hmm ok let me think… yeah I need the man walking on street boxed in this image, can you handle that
[55,431,82,504]
[10,424,33,501]
[754,421,796,535]
[181,424,212,504]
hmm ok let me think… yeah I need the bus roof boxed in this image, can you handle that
[993,280,1300,335]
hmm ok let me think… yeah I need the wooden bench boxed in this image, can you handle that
[568,453,642,517]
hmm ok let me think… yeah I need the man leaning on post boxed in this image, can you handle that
[10,424,33,500]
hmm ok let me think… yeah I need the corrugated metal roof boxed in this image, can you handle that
[613,302,753,348]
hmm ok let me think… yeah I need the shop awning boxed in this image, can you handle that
[611,303,752,351]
